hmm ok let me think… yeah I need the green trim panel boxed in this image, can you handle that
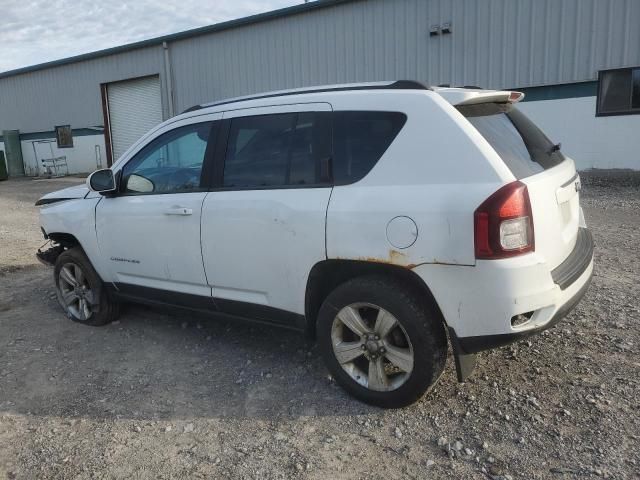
[518,82,597,102]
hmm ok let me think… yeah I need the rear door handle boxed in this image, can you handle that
[165,206,193,216]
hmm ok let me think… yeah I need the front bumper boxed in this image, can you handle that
[36,241,64,267]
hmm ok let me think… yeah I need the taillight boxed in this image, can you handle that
[474,181,534,259]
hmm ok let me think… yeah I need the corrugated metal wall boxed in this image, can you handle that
[0,47,167,133]
[1,0,639,133]
[170,0,640,111]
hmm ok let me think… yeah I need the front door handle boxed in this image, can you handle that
[165,206,193,216]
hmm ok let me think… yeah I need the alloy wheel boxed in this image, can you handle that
[331,302,414,392]
[58,262,95,321]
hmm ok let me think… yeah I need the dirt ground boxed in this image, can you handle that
[0,173,638,480]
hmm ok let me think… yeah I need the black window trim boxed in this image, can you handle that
[596,66,640,117]
[113,109,408,196]
[211,110,407,191]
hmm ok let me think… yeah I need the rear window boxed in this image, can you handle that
[459,103,565,179]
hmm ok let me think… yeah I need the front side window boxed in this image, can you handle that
[597,67,640,116]
[122,122,213,194]
[223,112,331,188]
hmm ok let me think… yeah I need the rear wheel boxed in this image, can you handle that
[317,276,447,408]
[54,247,119,326]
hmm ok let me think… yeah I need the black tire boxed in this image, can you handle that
[317,275,448,408]
[54,247,119,326]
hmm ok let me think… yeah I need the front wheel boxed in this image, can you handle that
[317,276,448,408]
[54,247,119,326]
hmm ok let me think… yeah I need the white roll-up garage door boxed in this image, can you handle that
[107,75,163,161]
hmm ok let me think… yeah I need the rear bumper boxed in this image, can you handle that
[453,227,594,354]
[452,262,592,354]
[551,228,593,290]
[412,227,594,381]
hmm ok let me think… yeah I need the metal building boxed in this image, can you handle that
[0,0,639,176]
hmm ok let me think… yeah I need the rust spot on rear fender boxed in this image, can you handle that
[333,252,467,268]
[389,249,406,264]
[338,249,418,269]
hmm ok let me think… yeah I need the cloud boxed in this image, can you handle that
[0,0,299,73]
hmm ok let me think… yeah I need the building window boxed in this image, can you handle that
[55,125,74,148]
[597,67,640,116]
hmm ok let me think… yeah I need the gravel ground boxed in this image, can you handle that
[0,173,638,480]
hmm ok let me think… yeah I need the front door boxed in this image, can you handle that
[96,117,220,297]
[201,104,333,323]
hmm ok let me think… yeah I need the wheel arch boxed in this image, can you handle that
[37,233,85,266]
[304,260,447,338]
[48,232,83,249]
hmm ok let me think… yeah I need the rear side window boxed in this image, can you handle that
[459,103,565,179]
[333,111,407,184]
[224,112,331,188]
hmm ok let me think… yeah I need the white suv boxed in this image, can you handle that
[36,81,593,408]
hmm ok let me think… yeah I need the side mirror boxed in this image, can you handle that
[87,169,116,194]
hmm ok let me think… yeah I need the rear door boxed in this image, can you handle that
[462,104,582,268]
[201,103,333,322]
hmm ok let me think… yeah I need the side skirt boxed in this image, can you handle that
[106,283,306,332]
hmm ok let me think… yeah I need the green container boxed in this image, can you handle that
[0,151,8,181]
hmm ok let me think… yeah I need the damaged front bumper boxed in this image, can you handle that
[36,241,64,267]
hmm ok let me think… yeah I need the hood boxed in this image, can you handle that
[35,184,90,206]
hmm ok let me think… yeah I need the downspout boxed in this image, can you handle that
[162,41,175,118]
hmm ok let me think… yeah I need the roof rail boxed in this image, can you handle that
[436,84,485,90]
[181,80,430,114]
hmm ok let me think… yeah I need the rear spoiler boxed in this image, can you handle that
[433,87,525,106]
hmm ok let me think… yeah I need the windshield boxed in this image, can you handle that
[458,103,565,179]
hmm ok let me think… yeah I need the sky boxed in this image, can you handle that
[0,0,300,73]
